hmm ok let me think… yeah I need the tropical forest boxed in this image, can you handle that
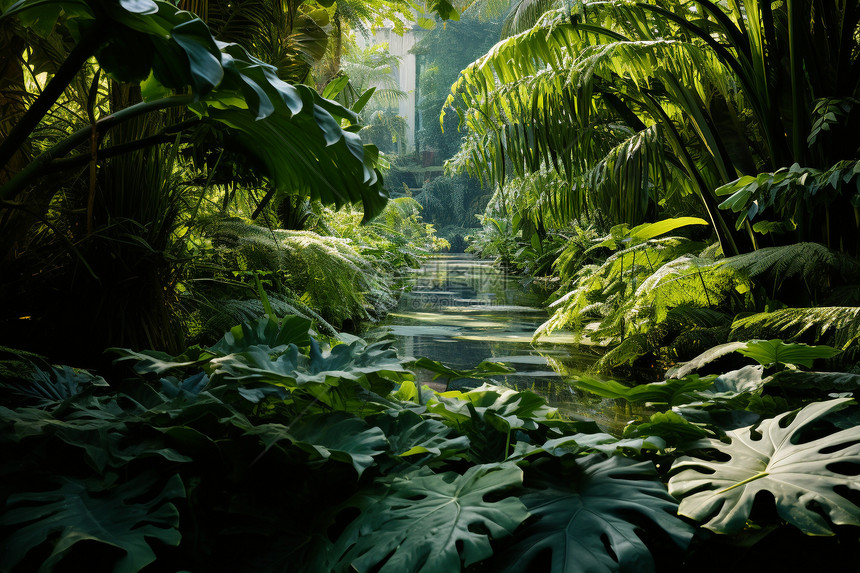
[3,0,860,571]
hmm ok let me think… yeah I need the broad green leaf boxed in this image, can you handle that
[669,398,860,534]
[572,375,715,406]
[372,410,470,459]
[248,413,387,477]
[210,316,312,354]
[171,18,223,96]
[496,455,693,573]
[159,371,209,399]
[409,357,516,381]
[333,463,527,572]
[0,473,184,573]
[110,346,215,375]
[628,217,709,241]
[429,383,561,433]
[738,339,840,368]
[666,341,749,379]
[623,411,711,445]
[768,369,860,393]
[5,365,108,406]
[536,433,667,457]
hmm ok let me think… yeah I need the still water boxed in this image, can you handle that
[366,254,636,431]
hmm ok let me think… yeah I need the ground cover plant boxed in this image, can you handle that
[2,318,860,571]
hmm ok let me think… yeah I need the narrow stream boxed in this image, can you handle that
[366,254,636,431]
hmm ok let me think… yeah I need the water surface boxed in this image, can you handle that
[367,254,637,431]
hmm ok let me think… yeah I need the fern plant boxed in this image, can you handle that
[192,218,396,332]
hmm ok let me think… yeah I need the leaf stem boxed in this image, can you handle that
[718,471,769,493]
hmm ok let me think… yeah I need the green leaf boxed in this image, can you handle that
[628,217,709,241]
[111,346,215,375]
[738,339,841,368]
[248,413,388,477]
[5,365,108,406]
[525,433,667,458]
[768,369,860,393]
[666,341,749,379]
[372,410,470,459]
[0,473,184,573]
[351,86,376,113]
[171,18,223,96]
[409,357,515,381]
[496,456,693,573]
[210,316,312,355]
[429,383,561,433]
[623,411,711,445]
[572,375,715,406]
[669,398,860,534]
[333,463,527,572]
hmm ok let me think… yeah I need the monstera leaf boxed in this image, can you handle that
[496,455,693,573]
[0,473,184,573]
[669,398,860,534]
[332,463,528,573]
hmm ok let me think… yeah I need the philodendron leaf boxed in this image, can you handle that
[429,383,561,433]
[247,413,388,477]
[111,346,215,375]
[0,473,184,573]
[372,410,470,459]
[668,398,860,534]
[738,339,840,368]
[496,455,693,573]
[6,365,108,406]
[332,463,527,573]
[623,411,711,446]
[409,357,516,381]
[210,316,312,355]
[572,375,715,406]
[666,341,749,378]
[768,369,860,393]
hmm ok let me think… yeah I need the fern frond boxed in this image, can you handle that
[730,307,860,350]
[722,243,860,300]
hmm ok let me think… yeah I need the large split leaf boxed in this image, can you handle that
[332,463,528,573]
[496,455,693,573]
[0,473,184,573]
[669,398,860,534]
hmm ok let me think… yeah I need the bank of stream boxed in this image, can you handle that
[365,254,640,431]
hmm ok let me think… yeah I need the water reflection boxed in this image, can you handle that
[366,254,638,431]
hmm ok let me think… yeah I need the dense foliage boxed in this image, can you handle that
[3,0,860,571]
[3,318,860,571]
